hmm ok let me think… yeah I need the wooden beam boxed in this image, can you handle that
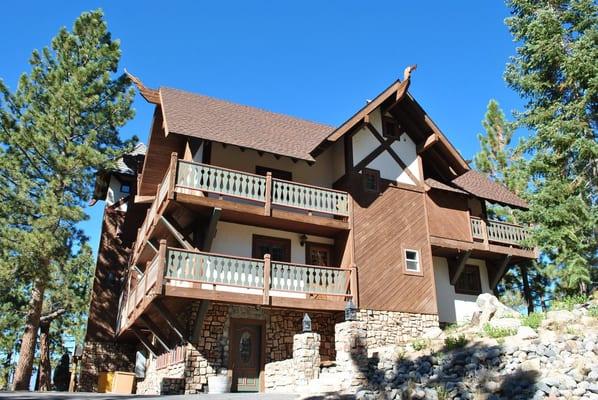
[131,327,159,357]
[489,254,512,289]
[134,195,156,204]
[364,122,422,186]
[160,215,194,251]
[417,133,439,154]
[153,299,187,343]
[140,315,171,352]
[191,300,211,344]
[203,207,221,250]
[147,240,158,254]
[449,250,472,285]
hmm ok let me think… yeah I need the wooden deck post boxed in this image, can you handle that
[481,218,489,248]
[153,240,167,296]
[168,152,178,200]
[263,254,271,305]
[264,172,272,216]
[350,264,359,307]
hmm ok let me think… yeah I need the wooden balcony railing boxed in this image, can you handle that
[120,242,355,331]
[176,159,350,217]
[470,216,530,247]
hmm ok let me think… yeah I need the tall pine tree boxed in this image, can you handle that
[0,10,134,389]
[505,0,598,295]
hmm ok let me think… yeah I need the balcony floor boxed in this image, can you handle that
[430,235,538,264]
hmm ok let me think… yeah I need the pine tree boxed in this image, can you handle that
[473,100,545,313]
[0,10,134,389]
[505,0,598,295]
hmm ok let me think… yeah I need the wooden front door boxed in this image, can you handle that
[230,319,264,392]
[305,242,334,267]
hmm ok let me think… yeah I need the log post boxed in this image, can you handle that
[263,254,271,305]
[350,264,359,307]
[168,152,178,200]
[481,218,489,248]
[264,172,272,216]
[154,239,167,296]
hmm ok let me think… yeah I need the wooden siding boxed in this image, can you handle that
[350,176,437,314]
[426,190,472,243]
[138,107,186,196]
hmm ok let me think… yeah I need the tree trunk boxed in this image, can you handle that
[12,277,47,390]
[38,321,51,391]
[519,264,534,314]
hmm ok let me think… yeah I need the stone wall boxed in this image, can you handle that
[134,302,339,394]
[136,356,185,395]
[79,341,136,392]
[356,309,439,348]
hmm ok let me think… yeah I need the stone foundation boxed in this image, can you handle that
[136,356,185,395]
[79,341,136,392]
[356,309,439,348]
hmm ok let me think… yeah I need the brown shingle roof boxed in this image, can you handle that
[425,178,468,195]
[160,87,334,161]
[451,170,528,209]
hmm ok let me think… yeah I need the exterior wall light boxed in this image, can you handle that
[299,234,308,247]
[345,299,358,321]
[302,313,312,332]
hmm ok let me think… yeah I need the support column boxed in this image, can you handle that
[292,332,321,386]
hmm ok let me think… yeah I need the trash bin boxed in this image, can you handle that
[98,371,136,394]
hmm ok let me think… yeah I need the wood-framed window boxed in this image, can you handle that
[251,235,291,262]
[305,242,335,267]
[404,249,421,274]
[362,168,380,193]
[382,117,401,140]
[454,265,482,295]
[255,166,292,181]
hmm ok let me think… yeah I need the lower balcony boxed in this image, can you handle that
[117,243,356,334]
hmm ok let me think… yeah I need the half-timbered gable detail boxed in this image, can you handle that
[82,69,538,394]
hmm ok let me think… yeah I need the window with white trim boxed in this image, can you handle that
[404,249,420,272]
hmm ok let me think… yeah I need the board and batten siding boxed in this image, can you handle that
[351,185,438,314]
[433,256,491,324]
[351,108,421,185]
[210,221,334,265]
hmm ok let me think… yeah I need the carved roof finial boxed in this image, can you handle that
[403,64,417,82]
[124,69,161,104]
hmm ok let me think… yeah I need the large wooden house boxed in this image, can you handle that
[81,69,536,394]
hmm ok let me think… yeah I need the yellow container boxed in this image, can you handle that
[97,371,135,394]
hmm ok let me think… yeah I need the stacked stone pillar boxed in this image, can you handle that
[292,332,321,386]
[334,321,368,391]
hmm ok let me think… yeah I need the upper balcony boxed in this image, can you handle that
[132,153,351,266]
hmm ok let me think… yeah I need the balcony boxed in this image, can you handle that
[131,155,351,265]
[118,243,356,334]
[469,217,531,247]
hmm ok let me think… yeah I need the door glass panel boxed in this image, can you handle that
[239,331,252,364]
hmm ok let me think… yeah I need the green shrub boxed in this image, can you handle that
[522,312,544,329]
[588,305,598,318]
[483,324,517,338]
[444,334,468,350]
[412,339,429,351]
[552,294,589,311]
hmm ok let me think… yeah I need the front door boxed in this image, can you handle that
[230,319,263,392]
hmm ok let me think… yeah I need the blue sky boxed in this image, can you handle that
[0,1,525,257]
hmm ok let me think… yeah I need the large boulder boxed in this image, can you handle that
[542,310,576,328]
[488,317,521,330]
[474,293,519,325]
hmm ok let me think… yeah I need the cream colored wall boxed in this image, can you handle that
[210,143,336,188]
[433,256,491,324]
[210,221,335,265]
[350,108,420,185]
[106,175,129,212]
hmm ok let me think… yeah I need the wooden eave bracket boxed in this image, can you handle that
[125,69,161,104]
[489,254,512,290]
[131,327,159,357]
[449,250,472,285]
[203,208,222,251]
[140,315,171,352]
[417,133,439,154]
[160,215,195,251]
[153,299,187,343]
[135,195,156,204]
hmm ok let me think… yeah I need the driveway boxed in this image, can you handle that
[0,392,300,400]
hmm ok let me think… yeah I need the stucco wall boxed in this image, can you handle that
[433,256,491,324]
[350,108,420,185]
[210,221,334,265]
[210,142,337,188]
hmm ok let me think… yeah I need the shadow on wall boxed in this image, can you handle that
[305,338,539,400]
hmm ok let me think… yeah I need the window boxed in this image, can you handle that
[404,249,420,273]
[362,168,380,193]
[382,117,401,139]
[120,183,131,194]
[255,166,292,181]
[454,265,482,295]
[252,235,291,262]
[305,242,334,267]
